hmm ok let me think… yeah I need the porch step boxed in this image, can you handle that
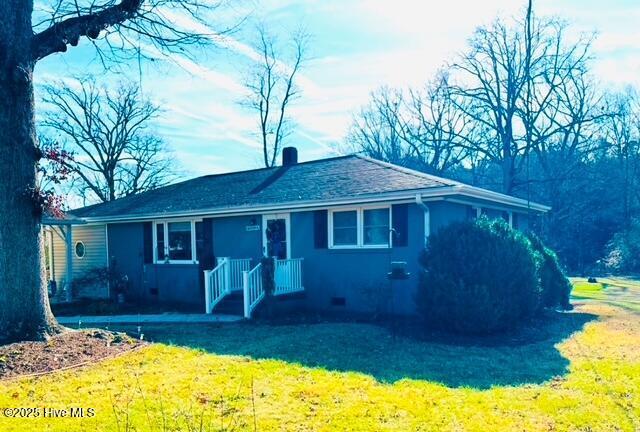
[211,290,306,315]
[213,291,244,315]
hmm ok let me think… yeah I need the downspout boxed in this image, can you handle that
[415,194,430,246]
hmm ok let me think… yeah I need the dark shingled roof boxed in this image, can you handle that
[71,155,458,219]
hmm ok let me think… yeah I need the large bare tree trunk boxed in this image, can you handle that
[0,0,60,342]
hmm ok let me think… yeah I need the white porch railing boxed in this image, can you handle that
[274,258,304,295]
[207,257,305,317]
[218,257,251,291]
[242,263,264,319]
[205,257,252,313]
[204,258,230,314]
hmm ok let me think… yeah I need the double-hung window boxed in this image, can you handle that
[332,210,358,246]
[329,206,391,248]
[154,219,201,263]
[363,208,390,246]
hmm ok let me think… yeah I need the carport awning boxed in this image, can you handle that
[42,214,87,226]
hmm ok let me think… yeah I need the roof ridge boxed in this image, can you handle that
[198,154,355,180]
[353,155,462,187]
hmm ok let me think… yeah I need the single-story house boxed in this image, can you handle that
[44,147,550,317]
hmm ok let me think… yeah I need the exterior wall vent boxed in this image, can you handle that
[331,296,346,306]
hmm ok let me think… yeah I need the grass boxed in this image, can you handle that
[0,281,638,431]
[572,276,640,313]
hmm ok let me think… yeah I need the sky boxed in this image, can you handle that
[35,0,640,180]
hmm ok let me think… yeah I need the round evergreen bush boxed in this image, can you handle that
[527,233,572,310]
[417,218,541,334]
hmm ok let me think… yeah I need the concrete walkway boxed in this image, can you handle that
[57,313,243,325]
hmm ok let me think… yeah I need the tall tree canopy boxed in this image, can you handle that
[347,3,639,273]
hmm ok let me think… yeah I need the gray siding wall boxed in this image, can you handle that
[107,222,212,308]
[291,203,427,315]
[97,199,532,314]
[144,264,201,305]
[429,201,469,234]
[107,223,145,301]
[212,215,263,261]
[50,224,108,299]
[108,222,204,310]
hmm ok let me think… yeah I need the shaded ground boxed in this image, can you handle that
[0,279,637,431]
[0,330,141,380]
[52,298,199,316]
[110,310,594,388]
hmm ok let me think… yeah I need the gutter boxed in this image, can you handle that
[455,185,551,212]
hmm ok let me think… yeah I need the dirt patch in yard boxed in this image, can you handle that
[0,329,143,380]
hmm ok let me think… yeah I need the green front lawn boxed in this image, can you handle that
[572,276,640,313]
[0,280,639,431]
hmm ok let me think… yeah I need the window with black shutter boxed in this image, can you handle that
[197,218,214,269]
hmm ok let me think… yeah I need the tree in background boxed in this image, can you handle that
[347,0,640,274]
[347,74,472,175]
[449,10,595,194]
[243,26,308,167]
[41,78,176,204]
[0,0,229,343]
[347,87,407,168]
[600,89,640,228]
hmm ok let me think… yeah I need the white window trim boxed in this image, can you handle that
[152,218,202,264]
[328,205,392,249]
[262,213,291,259]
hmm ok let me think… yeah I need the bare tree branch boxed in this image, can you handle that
[32,0,143,61]
[242,25,309,167]
[448,7,595,193]
[40,77,178,203]
[32,0,235,65]
[347,75,474,175]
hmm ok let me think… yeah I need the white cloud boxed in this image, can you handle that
[36,0,640,179]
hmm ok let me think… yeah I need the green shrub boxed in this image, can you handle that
[603,220,640,273]
[417,218,541,334]
[528,233,572,310]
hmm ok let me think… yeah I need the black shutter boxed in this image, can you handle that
[143,221,153,264]
[392,204,408,247]
[199,218,215,270]
[314,210,328,249]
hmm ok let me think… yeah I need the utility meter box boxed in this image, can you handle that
[387,261,410,280]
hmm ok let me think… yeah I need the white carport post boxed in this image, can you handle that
[64,225,73,302]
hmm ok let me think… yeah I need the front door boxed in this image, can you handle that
[262,214,290,259]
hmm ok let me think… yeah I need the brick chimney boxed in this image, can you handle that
[282,147,298,166]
